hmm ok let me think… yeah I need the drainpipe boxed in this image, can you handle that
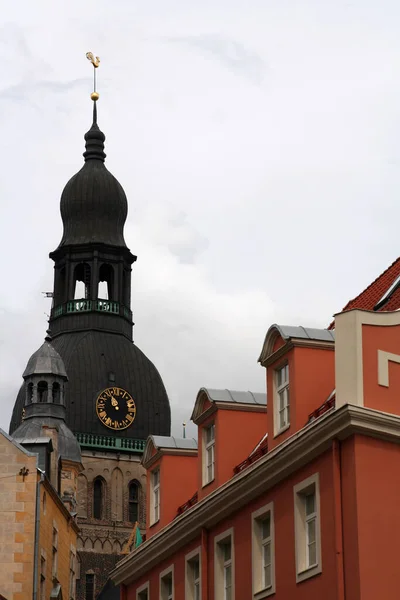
[33,472,45,600]
[201,528,208,600]
[332,440,345,600]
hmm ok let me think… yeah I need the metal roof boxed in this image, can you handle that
[150,435,198,451]
[22,341,67,379]
[271,325,335,343]
[200,388,266,406]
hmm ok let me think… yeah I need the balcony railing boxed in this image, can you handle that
[51,298,132,321]
[75,432,146,453]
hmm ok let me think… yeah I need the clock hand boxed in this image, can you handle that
[111,395,119,410]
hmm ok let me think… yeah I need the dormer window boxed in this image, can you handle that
[203,424,215,485]
[275,364,289,434]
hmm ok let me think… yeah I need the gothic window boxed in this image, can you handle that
[129,480,140,523]
[37,381,48,403]
[98,263,114,300]
[93,478,104,520]
[27,382,33,404]
[74,263,91,300]
[52,382,61,404]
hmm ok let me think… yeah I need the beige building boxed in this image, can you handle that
[0,428,80,600]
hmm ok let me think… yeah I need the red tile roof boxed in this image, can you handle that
[329,257,400,329]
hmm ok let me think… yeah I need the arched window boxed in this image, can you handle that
[27,382,33,404]
[74,263,91,300]
[52,382,61,404]
[93,478,104,520]
[37,381,48,403]
[128,481,140,523]
[98,264,114,300]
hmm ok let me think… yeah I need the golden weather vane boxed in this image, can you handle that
[86,52,100,101]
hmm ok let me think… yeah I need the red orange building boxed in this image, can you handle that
[111,258,400,600]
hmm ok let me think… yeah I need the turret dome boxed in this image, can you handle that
[57,104,128,248]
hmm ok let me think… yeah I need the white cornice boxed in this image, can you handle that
[111,404,400,585]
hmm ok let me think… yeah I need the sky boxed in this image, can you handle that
[1,0,400,438]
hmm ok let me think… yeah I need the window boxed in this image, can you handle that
[275,364,289,434]
[40,555,46,600]
[69,549,76,599]
[185,548,201,600]
[294,473,322,583]
[215,529,234,600]
[85,573,95,600]
[37,380,48,403]
[74,263,91,300]
[203,423,215,485]
[160,566,174,600]
[137,581,149,600]
[93,478,104,520]
[52,525,58,579]
[129,481,140,523]
[52,382,61,404]
[252,503,275,598]
[151,469,160,524]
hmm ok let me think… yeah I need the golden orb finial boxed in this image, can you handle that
[91,92,99,102]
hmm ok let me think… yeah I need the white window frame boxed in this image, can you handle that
[40,549,46,600]
[159,565,174,600]
[69,545,76,600]
[294,473,322,583]
[52,523,58,579]
[214,528,234,600]
[185,547,201,600]
[274,363,290,436]
[251,503,275,599]
[202,423,215,486]
[136,580,150,600]
[150,468,160,525]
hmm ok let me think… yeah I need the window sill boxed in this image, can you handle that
[296,563,322,583]
[202,478,215,489]
[149,518,160,528]
[254,585,275,599]
[273,424,290,438]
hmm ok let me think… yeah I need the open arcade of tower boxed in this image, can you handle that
[9,90,171,598]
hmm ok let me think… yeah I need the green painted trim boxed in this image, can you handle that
[75,431,146,454]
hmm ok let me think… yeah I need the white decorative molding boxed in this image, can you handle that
[377,350,400,387]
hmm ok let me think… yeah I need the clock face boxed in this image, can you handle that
[96,387,137,430]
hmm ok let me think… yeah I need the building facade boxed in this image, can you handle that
[8,96,171,599]
[0,428,79,600]
[112,259,400,600]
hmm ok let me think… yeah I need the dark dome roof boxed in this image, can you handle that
[10,330,171,440]
[57,106,128,248]
[13,417,81,464]
[23,341,67,379]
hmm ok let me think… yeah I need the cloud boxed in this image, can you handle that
[166,34,267,84]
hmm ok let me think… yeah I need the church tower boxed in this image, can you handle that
[10,71,171,599]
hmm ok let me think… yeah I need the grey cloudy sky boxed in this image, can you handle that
[0,0,399,438]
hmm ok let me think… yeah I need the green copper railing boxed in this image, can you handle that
[51,298,132,320]
[76,432,146,453]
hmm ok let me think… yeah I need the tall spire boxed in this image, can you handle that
[83,52,106,162]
